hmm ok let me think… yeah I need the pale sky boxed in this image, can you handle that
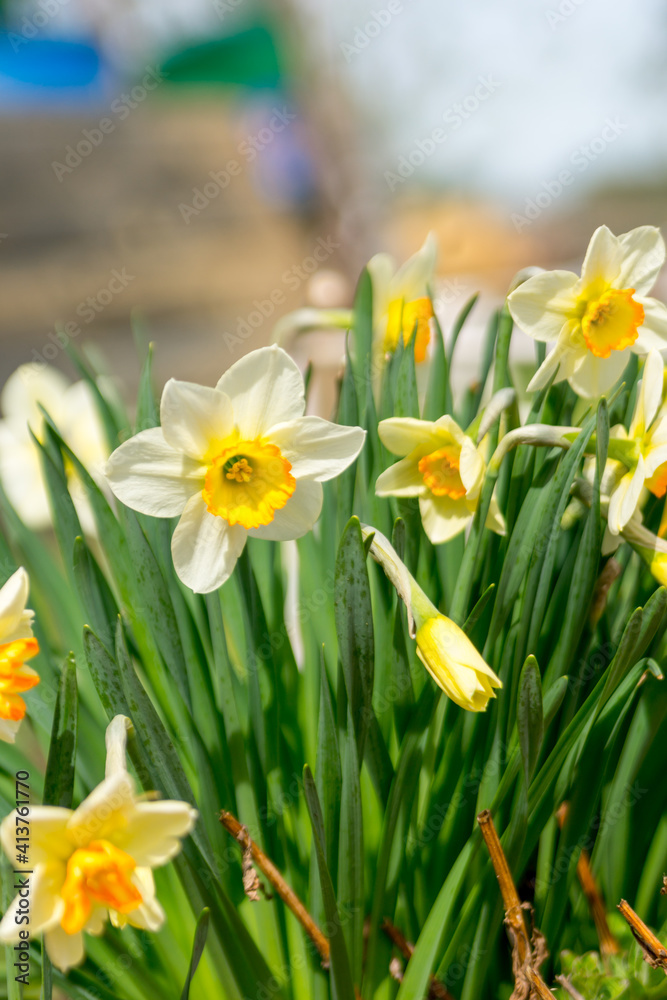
[8,0,667,206]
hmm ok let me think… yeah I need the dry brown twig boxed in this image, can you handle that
[381,919,454,1000]
[477,809,557,1000]
[556,803,620,957]
[617,899,667,973]
[220,809,330,966]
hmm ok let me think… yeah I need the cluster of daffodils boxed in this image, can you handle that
[0,364,110,531]
[0,568,39,743]
[0,715,196,971]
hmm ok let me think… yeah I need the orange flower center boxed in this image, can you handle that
[203,438,296,529]
[0,638,39,721]
[580,287,644,359]
[646,462,667,499]
[385,296,434,363]
[418,445,466,499]
[61,840,142,935]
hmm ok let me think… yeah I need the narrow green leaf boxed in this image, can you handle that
[135,341,159,432]
[303,765,356,1000]
[446,292,479,368]
[422,311,452,420]
[334,516,374,761]
[43,653,78,809]
[393,332,419,418]
[337,708,364,984]
[516,655,543,786]
[180,908,210,1000]
[316,652,342,879]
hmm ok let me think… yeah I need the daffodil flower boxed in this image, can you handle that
[507,226,667,398]
[106,346,366,593]
[605,350,667,534]
[367,232,437,363]
[375,414,505,544]
[361,525,501,711]
[0,364,110,530]
[0,568,39,743]
[0,716,197,971]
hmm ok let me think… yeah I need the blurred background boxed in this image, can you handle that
[1,0,666,401]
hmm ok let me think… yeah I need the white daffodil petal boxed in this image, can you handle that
[126,869,165,932]
[433,414,468,445]
[216,345,305,438]
[580,225,622,287]
[634,296,667,351]
[568,347,628,399]
[458,439,485,497]
[118,801,197,867]
[617,226,666,295]
[106,428,204,517]
[160,380,234,460]
[1,806,72,865]
[45,924,85,972]
[29,863,67,933]
[375,457,426,497]
[0,428,51,530]
[171,494,247,593]
[419,495,471,544]
[249,479,323,541]
[644,443,667,478]
[269,417,366,481]
[485,494,507,536]
[631,350,664,436]
[507,270,578,342]
[392,232,437,301]
[378,417,443,456]
[526,328,580,392]
[608,461,645,534]
[1,364,70,428]
[0,568,30,642]
[85,908,109,936]
[0,864,65,942]
[0,718,21,743]
[367,252,395,325]
[68,773,136,847]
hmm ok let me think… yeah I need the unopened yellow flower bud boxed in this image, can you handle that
[360,523,501,712]
[415,615,501,713]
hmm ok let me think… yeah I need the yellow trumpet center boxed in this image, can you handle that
[203,438,296,530]
[418,445,466,499]
[0,638,39,722]
[384,296,434,363]
[61,840,142,935]
[580,287,644,359]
